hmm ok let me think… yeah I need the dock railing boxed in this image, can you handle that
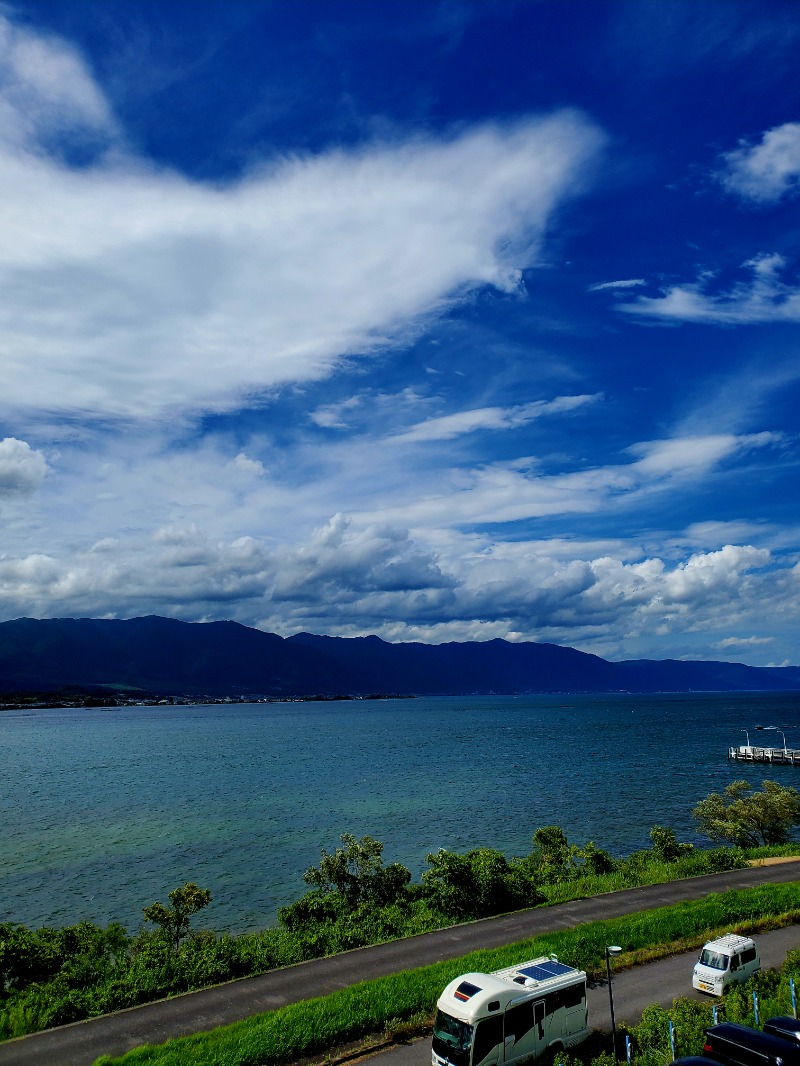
[728,744,800,764]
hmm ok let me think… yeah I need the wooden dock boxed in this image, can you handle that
[728,745,800,765]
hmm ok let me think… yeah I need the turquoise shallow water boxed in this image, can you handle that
[1,692,799,933]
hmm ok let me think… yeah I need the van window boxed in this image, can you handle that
[730,955,740,971]
[700,949,730,970]
[473,1016,503,1065]
[741,948,757,965]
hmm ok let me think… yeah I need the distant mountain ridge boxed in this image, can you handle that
[0,615,798,697]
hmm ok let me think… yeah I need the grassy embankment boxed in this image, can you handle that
[94,879,800,1066]
[0,837,766,1041]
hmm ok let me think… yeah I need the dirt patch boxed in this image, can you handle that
[748,856,800,866]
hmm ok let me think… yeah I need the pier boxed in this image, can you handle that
[728,745,800,765]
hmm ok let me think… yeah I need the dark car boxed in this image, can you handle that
[765,1020,800,1046]
[702,1022,800,1066]
[671,1058,724,1065]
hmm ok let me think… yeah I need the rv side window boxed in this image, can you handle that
[473,1016,504,1065]
[546,986,583,1013]
[505,1002,535,1042]
[559,983,585,1010]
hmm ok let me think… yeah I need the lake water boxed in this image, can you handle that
[2,691,799,934]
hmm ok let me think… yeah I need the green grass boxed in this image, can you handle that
[94,881,800,1066]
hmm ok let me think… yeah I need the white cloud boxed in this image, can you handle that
[232,452,266,477]
[388,394,599,443]
[0,437,48,497]
[0,14,116,152]
[627,431,778,478]
[717,635,773,648]
[2,524,794,665]
[0,15,605,421]
[618,253,800,324]
[309,396,364,429]
[718,122,800,203]
[587,278,645,292]
[358,430,778,529]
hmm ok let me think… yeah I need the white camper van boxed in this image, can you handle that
[692,933,760,995]
[432,955,588,1066]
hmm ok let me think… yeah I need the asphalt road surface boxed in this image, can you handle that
[1,862,798,1066]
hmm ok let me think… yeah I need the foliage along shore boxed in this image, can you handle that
[3,774,800,1043]
[92,882,800,1066]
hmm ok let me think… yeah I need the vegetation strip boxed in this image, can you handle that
[93,882,800,1066]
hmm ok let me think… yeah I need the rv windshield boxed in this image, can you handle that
[699,950,729,970]
[433,1010,473,1053]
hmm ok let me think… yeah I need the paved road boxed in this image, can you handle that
[364,926,800,1066]
[1,863,798,1066]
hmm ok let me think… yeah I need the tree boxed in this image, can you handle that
[650,825,693,862]
[422,847,542,919]
[301,834,411,909]
[142,883,212,952]
[693,779,800,847]
[528,825,576,883]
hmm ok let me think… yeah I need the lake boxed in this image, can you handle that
[1,691,799,934]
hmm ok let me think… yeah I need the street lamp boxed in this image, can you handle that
[741,729,751,749]
[606,945,622,1060]
[757,725,787,751]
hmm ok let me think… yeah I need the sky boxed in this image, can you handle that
[1,0,799,666]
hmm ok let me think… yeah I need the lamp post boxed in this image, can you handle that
[606,945,622,1060]
[741,729,751,750]
[757,725,787,751]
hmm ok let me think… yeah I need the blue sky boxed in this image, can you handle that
[1,0,799,666]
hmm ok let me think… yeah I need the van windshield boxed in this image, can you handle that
[434,1010,474,1053]
[700,950,729,970]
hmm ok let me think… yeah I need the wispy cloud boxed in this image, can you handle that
[587,278,645,292]
[0,13,117,153]
[717,635,774,648]
[717,122,800,204]
[0,18,605,421]
[387,394,599,443]
[357,430,779,529]
[617,253,800,324]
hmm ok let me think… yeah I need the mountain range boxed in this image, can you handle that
[0,615,798,697]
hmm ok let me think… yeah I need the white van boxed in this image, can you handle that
[692,934,760,995]
[432,955,588,1066]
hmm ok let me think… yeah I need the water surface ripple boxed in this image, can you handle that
[2,692,798,932]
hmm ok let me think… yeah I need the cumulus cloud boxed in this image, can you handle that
[0,437,48,497]
[0,15,605,421]
[388,394,599,444]
[617,253,800,324]
[0,522,794,667]
[232,452,266,477]
[718,122,800,203]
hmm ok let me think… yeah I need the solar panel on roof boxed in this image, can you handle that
[518,960,574,982]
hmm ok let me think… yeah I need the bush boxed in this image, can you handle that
[422,847,542,919]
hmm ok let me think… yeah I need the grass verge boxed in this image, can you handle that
[94,881,800,1066]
